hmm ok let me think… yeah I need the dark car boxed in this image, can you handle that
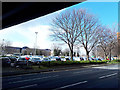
[14,57,32,67]
[80,57,84,61]
[8,56,17,63]
[65,57,70,61]
[30,57,42,64]
[2,57,11,67]
[56,57,61,61]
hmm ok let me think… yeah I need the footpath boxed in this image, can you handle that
[2,63,115,77]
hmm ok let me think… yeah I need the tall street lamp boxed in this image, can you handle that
[1,39,5,56]
[35,32,38,55]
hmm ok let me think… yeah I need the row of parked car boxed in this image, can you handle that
[1,55,104,67]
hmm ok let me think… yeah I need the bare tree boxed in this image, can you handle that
[53,47,62,56]
[51,44,62,56]
[62,48,70,56]
[99,26,117,60]
[50,9,85,60]
[98,27,111,59]
[91,47,97,58]
[0,39,12,55]
[77,10,101,61]
[107,29,117,60]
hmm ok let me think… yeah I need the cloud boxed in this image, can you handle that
[0,24,54,49]
[11,42,25,48]
[27,25,53,49]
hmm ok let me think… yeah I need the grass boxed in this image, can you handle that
[32,65,49,70]
[107,59,120,64]
[31,59,120,70]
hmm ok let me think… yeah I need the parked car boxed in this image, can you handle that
[30,57,42,64]
[55,57,61,61]
[8,56,17,63]
[49,56,56,61]
[73,57,80,61]
[80,57,84,61]
[42,57,51,62]
[61,57,66,61]
[89,57,95,61]
[82,57,87,61]
[2,57,11,67]
[95,58,102,61]
[65,56,71,61]
[14,56,32,67]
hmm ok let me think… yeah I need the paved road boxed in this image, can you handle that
[2,64,120,89]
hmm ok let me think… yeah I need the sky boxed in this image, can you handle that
[0,0,119,55]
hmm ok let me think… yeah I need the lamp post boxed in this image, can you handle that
[1,39,5,56]
[35,32,38,55]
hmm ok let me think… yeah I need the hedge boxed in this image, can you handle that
[39,60,107,67]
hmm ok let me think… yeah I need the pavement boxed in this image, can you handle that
[2,64,120,89]
[2,63,118,77]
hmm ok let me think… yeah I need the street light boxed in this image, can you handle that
[35,32,38,55]
[1,39,5,56]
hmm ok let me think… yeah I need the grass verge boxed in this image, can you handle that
[107,59,120,64]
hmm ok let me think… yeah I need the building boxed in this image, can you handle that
[2,46,51,56]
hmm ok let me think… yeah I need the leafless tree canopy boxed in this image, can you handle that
[98,26,117,60]
[50,8,117,60]
[76,10,101,60]
[0,39,12,55]
[50,9,88,60]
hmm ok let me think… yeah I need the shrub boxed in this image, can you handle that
[39,60,107,67]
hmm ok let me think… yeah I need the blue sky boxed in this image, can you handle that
[0,0,118,54]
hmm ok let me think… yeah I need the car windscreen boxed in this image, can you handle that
[18,58,26,61]
[2,58,10,61]
[32,58,40,60]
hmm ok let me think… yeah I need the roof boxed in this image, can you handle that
[2,2,86,29]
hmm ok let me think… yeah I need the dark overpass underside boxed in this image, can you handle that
[2,2,83,29]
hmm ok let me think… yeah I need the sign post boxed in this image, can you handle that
[25,57,30,66]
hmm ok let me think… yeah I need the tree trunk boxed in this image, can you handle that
[70,50,74,61]
[86,51,90,61]
[109,49,111,61]
[104,53,107,60]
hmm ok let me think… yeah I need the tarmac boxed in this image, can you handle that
[2,63,116,77]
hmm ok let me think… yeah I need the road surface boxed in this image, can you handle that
[2,64,120,89]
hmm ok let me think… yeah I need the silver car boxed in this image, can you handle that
[30,57,42,64]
